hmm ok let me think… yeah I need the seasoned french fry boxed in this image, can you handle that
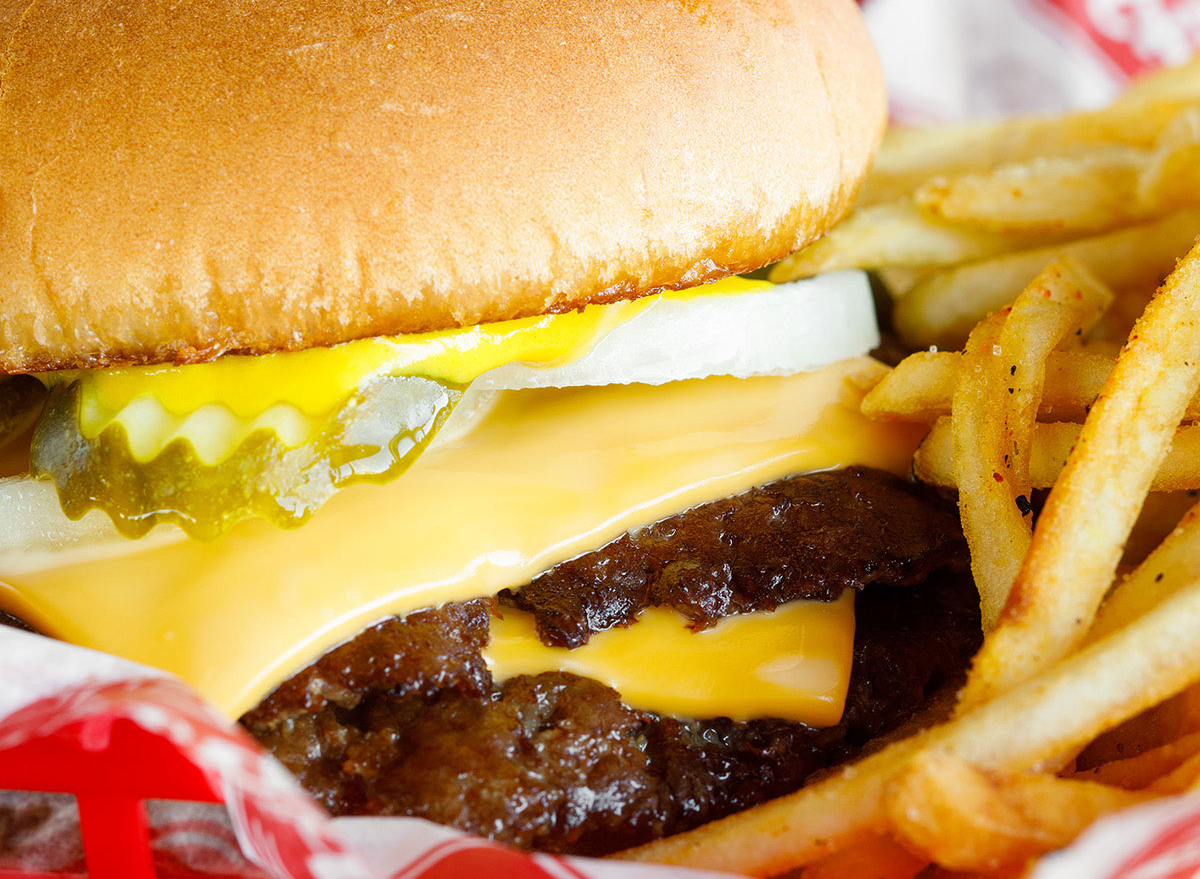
[1074,731,1200,790]
[916,132,1200,239]
[997,262,1112,507]
[863,349,1123,423]
[799,834,927,879]
[953,312,1027,630]
[958,242,1200,711]
[861,99,1200,206]
[1089,502,1200,643]
[886,753,1152,871]
[893,209,1200,349]
[621,565,1200,874]
[916,149,1151,237]
[864,349,1138,423]
[1121,490,1200,567]
[914,419,1200,492]
[767,202,1036,283]
[948,262,1112,629]
[1078,684,1200,770]
[942,569,1200,793]
[868,347,1200,425]
[861,351,960,421]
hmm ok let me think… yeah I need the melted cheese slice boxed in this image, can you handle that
[0,357,923,720]
[486,593,856,726]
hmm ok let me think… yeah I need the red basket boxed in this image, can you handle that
[0,715,222,879]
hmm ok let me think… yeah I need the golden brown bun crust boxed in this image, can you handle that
[0,0,884,373]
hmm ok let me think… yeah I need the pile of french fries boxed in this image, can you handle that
[617,57,1200,878]
[770,61,1200,352]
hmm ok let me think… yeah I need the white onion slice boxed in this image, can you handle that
[476,270,879,390]
[0,477,183,573]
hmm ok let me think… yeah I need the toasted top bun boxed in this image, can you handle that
[0,0,884,374]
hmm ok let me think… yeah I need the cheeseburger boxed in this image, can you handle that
[0,0,980,856]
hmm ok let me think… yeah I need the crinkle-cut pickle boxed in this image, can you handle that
[30,376,461,541]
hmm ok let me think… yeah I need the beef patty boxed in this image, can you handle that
[242,467,980,856]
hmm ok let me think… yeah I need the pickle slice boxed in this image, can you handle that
[30,375,460,540]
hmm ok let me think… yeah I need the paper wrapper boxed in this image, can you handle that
[5,2,1200,877]
[865,0,1200,122]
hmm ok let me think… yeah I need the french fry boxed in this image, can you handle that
[886,752,1153,872]
[1118,56,1200,106]
[1073,731,1200,789]
[953,312,1027,630]
[866,349,1101,422]
[620,565,1200,875]
[1121,490,1200,567]
[1138,140,1200,215]
[958,242,1200,711]
[861,351,961,421]
[1078,684,1200,770]
[861,99,1200,206]
[915,149,1151,237]
[914,420,1200,491]
[957,262,1113,627]
[875,267,929,299]
[893,209,1200,349]
[866,348,1200,425]
[799,834,927,879]
[1020,348,1118,421]
[618,733,924,875]
[767,202,1038,283]
[779,146,1200,289]
[1153,105,1200,149]
[1152,749,1200,792]
[867,350,1089,422]
[916,129,1200,239]
[996,263,1112,514]
[1089,501,1200,645]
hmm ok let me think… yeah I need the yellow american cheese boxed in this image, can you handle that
[0,357,923,721]
[486,593,856,727]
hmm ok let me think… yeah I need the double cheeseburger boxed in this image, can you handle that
[0,0,981,857]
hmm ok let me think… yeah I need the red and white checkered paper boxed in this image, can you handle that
[6,3,1200,877]
[0,627,737,879]
[865,0,1200,123]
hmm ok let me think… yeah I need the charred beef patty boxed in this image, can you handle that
[242,467,979,855]
[504,465,969,646]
